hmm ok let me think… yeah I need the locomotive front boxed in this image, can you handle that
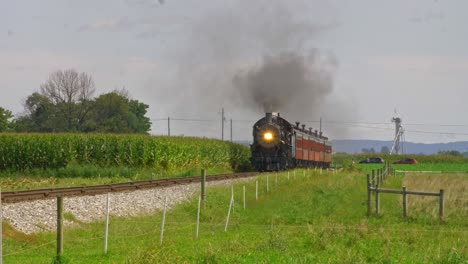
[250,113,293,171]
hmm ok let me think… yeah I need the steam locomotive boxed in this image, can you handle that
[250,113,332,171]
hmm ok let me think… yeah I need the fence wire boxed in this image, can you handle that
[2,168,467,259]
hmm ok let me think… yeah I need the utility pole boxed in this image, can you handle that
[167,117,170,136]
[221,108,225,141]
[319,117,322,133]
[230,119,233,142]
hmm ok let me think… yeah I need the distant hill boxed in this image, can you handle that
[332,140,468,155]
[235,139,468,155]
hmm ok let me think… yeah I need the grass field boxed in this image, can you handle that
[333,153,468,165]
[3,168,467,263]
[0,165,234,191]
[403,172,467,222]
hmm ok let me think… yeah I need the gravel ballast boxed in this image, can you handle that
[2,178,253,234]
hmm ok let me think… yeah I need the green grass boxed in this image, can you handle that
[356,163,468,175]
[3,168,467,263]
[333,153,468,165]
[0,165,234,191]
[392,163,468,172]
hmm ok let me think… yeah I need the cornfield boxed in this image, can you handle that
[0,134,251,171]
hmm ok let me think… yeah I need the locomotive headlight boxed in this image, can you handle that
[263,132,273,141]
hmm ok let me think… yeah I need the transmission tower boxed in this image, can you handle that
[390,117,404,155]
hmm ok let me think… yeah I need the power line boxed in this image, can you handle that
[152,117,468,127]
[149,117,468,136]
[307,123,468,136]
[404,129,468,136]
[405,123,468,127]
[151,118,215,122]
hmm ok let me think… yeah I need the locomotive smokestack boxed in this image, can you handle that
[315,130,318,137]
[295,122,300,128]
[309,127,312,134]
[319,131,323,138]
[301,124,306,131]
[266,112,273,123]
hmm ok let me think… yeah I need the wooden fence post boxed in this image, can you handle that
[201,169,206,201]
[439,189,444,220]
[366,174,371,216]
[372,170,375,187]
[57,196,64,257]
[375,184,380,215]
[402,186,407,218]
[376,170,380,187]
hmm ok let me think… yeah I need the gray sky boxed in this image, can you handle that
[1,0,467,143]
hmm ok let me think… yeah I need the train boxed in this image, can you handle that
[250,112,332,171]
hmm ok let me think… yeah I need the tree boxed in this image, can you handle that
[438,150,462,157]
[85,91,151,134]
[39,69,95,131]
[361,148,376,154]
[380,146,390,154]
[14,92,61,132]
[16,70,152,134]
[0,107,13,132]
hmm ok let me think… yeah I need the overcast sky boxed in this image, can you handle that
[1,0,467,143]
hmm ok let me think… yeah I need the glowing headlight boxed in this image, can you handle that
[264,132,273,141]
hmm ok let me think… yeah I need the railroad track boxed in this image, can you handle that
[1,172,257,203]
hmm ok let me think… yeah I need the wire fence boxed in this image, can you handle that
[1,168,467,262]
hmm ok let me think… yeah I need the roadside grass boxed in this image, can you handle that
[3,168,467,263]
[1,152,465,191]
[333,153,468,165]
[402,172,468,221]
[358,163,468,175]
[0,165,233,191]
[393,163,468,172]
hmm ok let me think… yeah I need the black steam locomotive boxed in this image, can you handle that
[250,113,332,171]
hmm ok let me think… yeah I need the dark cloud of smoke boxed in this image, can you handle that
[233,50,336,115]
[144,0,355,139]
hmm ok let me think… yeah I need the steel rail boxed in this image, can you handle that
[1,172,258,203]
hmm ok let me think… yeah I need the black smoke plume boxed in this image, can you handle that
[233,51,335,115]
[143,0,355,138]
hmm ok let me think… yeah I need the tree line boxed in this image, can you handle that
[361,146,390,154]
[0,69,151,134]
